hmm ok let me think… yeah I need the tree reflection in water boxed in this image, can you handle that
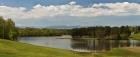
[71,39,140,52]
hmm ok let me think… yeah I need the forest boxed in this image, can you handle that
[71,26,136,39]
[0,17,18,41]
[18,27,70,36]
[18,26,140,40]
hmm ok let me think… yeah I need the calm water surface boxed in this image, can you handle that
[18,37,140,52]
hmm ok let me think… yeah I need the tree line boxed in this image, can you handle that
[18,27,70,36]
[0,17,18,40]
[1,16,140,40]
[71,26,140,39]
[18,26,140,40]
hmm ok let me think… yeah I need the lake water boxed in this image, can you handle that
[18,37,140,52]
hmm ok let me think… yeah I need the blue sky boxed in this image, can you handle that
[0,0,140,27]
[1,0,140,8]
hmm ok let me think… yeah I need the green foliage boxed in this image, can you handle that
[18,26,140,40]
[71,26,132,40]
[0,17,17,40]
[18,27,70,36]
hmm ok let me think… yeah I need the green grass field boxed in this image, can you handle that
[130,33,140,40]
[95,48,140,57]
[0,39,94,57]
[0,39,140,57]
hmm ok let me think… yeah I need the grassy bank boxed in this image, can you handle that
[95,48,140,57]
[0,39,93,57]
[0,39,140,57]
[130,33,140,40]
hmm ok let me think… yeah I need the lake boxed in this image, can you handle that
[18,37,140,52]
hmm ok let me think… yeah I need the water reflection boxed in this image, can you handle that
[18,37,140,52]
[71,39,140,52]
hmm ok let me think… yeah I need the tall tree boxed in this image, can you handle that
[0,17,17,40]
[0,17,5,39]
[5,19,18,40]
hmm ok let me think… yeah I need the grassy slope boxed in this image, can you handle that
[0,39,94,57]
[130,33,140,40]
[95,48,140,57]
[0,39,140,57]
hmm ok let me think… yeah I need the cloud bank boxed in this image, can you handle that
[0,2,140,19]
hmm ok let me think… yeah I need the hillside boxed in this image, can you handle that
[0,39,93,57]
[130,33,140,40]
[0,39,140,57]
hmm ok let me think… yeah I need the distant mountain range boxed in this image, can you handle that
[17,25,81,29]
[47,26,81,29]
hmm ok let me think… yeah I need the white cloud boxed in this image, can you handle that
[0,2,140,19]
[69,1,76,5]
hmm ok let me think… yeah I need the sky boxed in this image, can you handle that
[0,0,140,27]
